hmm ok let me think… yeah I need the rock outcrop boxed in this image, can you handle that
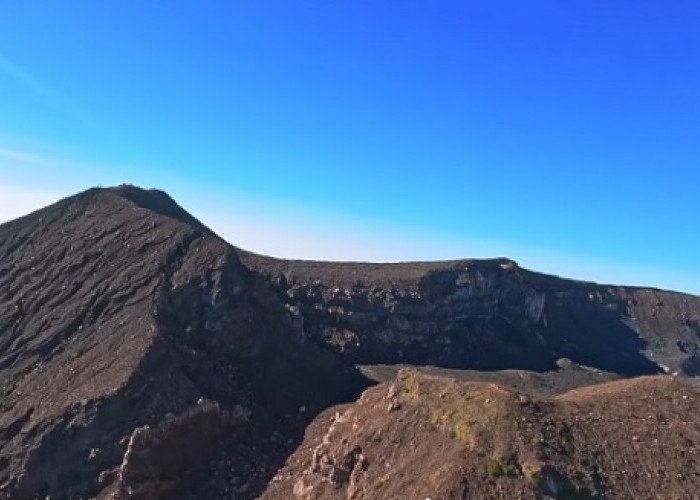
[263,370,700,500]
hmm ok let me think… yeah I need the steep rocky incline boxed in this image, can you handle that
[0,186,366,499]
[241,254,700,377]
[263,370,700,500]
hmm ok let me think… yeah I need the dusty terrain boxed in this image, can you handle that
[0,185,699,499]
[263,371,700,500]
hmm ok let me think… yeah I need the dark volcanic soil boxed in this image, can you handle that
[1,185,700,499]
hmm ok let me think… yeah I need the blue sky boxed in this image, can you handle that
[0,2,699,294]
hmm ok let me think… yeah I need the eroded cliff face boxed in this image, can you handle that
[242,256,700,377]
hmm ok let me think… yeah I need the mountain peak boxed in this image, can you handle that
[111,185,209,231]
[0,184,210,237]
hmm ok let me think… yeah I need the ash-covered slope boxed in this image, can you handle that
[241,254,700,377]
[0,186,367,499]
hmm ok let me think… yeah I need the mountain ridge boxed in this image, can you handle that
[5,184,693,297]
[1,185,699,499]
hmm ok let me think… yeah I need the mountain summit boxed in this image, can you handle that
[1,186,699,499]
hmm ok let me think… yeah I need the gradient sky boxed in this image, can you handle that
[0,2,699,294]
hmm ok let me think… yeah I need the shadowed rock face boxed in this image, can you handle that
[241,254,700,377]
[1,185,699,499]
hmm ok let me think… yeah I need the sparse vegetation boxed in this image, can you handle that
[486,457,519,478]
[373,478,386,490]
[426,394,477,448]
[521,461,542,483]
[486,458,507,477]
[399,369,421,400]
[452,420,472,445]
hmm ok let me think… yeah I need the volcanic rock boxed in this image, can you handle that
[2,185,700,499]
[0,186,366,499]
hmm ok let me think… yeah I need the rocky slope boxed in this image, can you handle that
[263,370,700,500]
[1,185,699,499]
[0,186,366,499]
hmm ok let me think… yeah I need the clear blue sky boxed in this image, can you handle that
[0,2,699,294]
